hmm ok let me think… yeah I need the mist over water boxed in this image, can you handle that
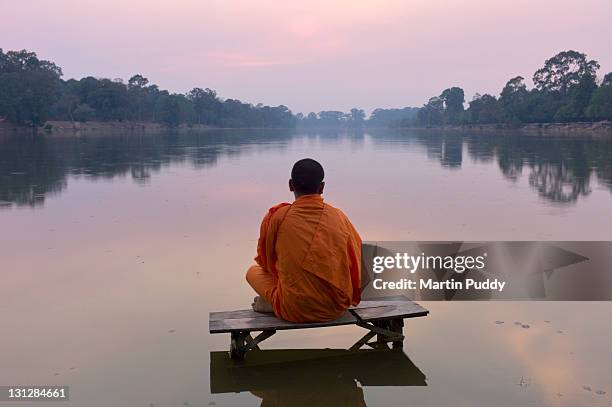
[1,129,611,406]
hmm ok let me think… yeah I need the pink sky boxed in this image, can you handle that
[2,0,611,114]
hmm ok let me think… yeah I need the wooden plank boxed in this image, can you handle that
[209,311,358,333]
[209,300,429,333]
[350,301,429,321]
[350,300,423,309]
[210,309,267,321]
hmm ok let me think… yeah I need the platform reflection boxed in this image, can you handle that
[210,348,426,406]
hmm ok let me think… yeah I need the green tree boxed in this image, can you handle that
[468,94,503,124]
[187,87,218,125]
[127,74,149,121]
[554,73,598,122]
[0,49,62,126]
[418,96,444,126]
[158,94,181,126]
[499,76,528,123]
[53,92,80,122]
[533,50,599,94]
[440,87,465,124]
[128,74,149,89]
[586,85,612,121]
[369,107,419,127]
[348,108,365,127]
[73,103,96,122]
[86,78,129,121]
[318,111,346,127]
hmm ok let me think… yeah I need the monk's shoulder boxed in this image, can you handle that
[323,202,354,226]
[266,202,291,223]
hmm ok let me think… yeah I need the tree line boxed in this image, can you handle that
[296,51,612,128]
[1,48,611,129]
[413,50,612,127]
[297,107,420,128]
[0,49,296,128]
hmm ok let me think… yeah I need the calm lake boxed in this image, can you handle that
[1,129,611,406]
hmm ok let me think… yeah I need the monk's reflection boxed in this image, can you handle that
[210,348,426,406]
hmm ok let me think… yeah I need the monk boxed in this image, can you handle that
[245,158,362,322]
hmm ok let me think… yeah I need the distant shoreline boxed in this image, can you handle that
[395,121,612,137]
[1,119,611,138]
[0,120,295,137]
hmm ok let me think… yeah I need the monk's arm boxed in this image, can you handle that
[254,210,273,272]
[254,203,290,275]
[346,218,363,305]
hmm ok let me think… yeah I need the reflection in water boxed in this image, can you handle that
[373,130,612,203]
[2,128,611,406]
[0,130,296,207]
[210,348,426,406]
[1,130,612,208]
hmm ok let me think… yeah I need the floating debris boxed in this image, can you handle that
[544,320,551,323]
[556,330,564,334]
[595,390,607,395]
[168,329,176,333]
[518,376,531,387]
[583,386,592,392]
[495,320,504,324]
[514,321,522,325]
[521,324,530,329]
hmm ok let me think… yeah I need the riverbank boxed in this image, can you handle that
[397,121,612,136]
[0,120,302,138]
[2,119,612,138]
[0,120,219,137]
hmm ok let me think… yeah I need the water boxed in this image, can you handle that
[1,129,611,406]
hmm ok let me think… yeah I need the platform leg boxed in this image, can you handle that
[230,331,247,360]
[374,320,393,349]
[390,318,404,349]
[230,330,276,360]
[352,319,405,350]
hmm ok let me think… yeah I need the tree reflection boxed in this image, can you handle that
[1,130,612,207]
[528,162,591,203]
[390,130,612,204]
[0,130,294,208]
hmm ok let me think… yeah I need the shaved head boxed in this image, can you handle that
[291,158,325,195]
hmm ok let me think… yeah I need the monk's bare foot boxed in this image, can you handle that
[251,296,274,313]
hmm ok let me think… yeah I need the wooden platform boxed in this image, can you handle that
[209,300,428,333]
[209,300,429,359]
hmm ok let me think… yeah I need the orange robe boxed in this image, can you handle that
[246,194,362,322]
